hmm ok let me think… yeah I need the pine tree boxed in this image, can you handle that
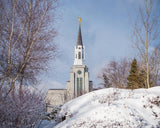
[127,58,139,89]
[102,73,111,88]
[138,69,146,88]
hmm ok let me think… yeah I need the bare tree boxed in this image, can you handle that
[150,44,160,86]
[98,58,130,88]
[0,86,46,128]
[0,0,58,100]
[130,0,160,88]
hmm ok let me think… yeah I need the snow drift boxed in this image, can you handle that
[46,87,160,128]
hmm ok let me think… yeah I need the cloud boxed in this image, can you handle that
[39,0,138,90]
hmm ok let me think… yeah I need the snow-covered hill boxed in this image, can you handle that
[45,87,160,128]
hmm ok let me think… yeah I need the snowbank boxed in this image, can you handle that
[47,87,160,128]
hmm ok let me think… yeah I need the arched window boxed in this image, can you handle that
[78,52,81,59]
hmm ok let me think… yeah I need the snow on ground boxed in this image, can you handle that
[46,87,160,128]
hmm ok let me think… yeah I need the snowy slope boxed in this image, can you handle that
[47,87,160,128]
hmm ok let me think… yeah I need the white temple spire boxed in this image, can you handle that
[74,18,85,65]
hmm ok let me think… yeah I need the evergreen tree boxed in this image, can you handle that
[127,58,139,89]
[102,73,111,88]
[138,69,146,88]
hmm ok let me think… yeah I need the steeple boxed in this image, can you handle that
[74,17,85,65]
[77,26,83,46]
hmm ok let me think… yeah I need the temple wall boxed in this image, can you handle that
[46,89,67,113]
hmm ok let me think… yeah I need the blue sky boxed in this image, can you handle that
[39,0,156,90]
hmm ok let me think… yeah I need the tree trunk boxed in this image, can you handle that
[146,5,150,88]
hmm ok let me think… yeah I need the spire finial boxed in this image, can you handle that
[78,17,81,26]
[77,17,83,46]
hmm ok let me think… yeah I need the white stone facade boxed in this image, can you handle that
[66,65,92,101]
[46,89,67,112]
[74,45,85,65]
[46,24,93,113]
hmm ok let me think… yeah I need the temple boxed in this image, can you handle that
[46,18,93,112]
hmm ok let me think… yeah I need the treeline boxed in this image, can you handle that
[98,47,160,89]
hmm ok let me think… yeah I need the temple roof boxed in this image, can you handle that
[77,26,83,46]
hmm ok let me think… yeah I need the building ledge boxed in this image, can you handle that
[48,89,66,90]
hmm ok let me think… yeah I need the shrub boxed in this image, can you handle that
[0,86,45,128]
